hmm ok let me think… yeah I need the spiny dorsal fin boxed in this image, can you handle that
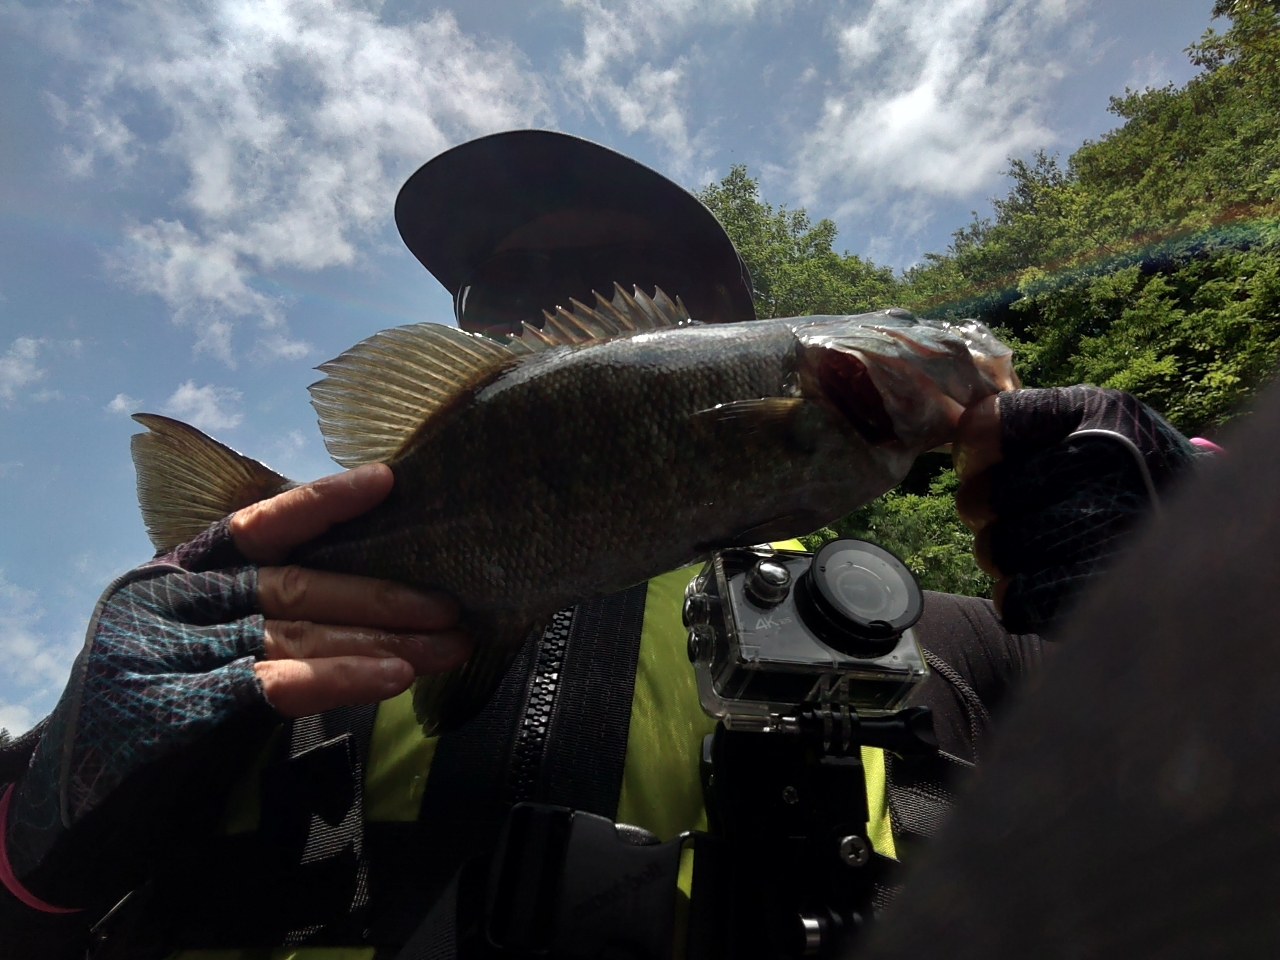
[531,283,691,346]
[308,285,692,469]
[309,324,518,469]
[131,413,292,552]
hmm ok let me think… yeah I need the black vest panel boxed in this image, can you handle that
[97,587,649,958]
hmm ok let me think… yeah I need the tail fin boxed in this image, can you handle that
[131,414,292,552]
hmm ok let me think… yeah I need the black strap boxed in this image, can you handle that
[414,585,647,869]
[883,753,965,843]
[383,585,649,959]
[413,633,544,891]
[91,587,649,958]
[88,703,382,956]
[884,649,984,850]
[264,704,380,944]
[533,582,648,818]
[395,873,461,960]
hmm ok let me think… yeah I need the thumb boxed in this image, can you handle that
[952,394,1003,481]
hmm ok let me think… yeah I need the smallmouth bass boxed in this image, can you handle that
[131,286,1017,733]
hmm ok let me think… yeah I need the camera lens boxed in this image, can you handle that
[830,555,908,622]
[797,539,922,656]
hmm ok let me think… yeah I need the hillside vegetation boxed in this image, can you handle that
[699,1,1280,594]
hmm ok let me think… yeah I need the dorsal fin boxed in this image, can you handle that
[309,324,518,468]
[530,283,691,347]
[308,284,693,469]
[131,413,292,552]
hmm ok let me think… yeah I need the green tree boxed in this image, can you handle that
[903,2,1280,437]
[697,166,900,319]
[800,468,993,598]
[698,3,1280,596]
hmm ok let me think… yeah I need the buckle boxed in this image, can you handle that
[485,803,685,960]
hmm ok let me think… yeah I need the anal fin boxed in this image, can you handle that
[131,413,292,552]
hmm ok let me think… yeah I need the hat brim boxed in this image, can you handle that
[395,130,755,329]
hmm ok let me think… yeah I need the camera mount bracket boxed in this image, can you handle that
[780,705,939,756]
[695,705,936,959]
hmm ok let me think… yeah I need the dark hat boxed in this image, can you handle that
[395,129,756,334]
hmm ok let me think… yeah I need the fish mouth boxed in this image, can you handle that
[793,311,1015,450]
[808,347,898,446]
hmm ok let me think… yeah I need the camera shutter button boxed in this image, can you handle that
[746,559,792,606]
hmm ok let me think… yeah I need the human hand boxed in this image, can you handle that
[954,386,1200,634]
[1,464,467,919]
[231,463,468,716]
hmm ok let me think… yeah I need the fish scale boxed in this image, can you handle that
[129,285,1017,734]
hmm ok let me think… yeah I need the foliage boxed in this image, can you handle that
[697,166,900,319]
[902,2,1280,437]
[700,3,1280,597]
[799,469,993,597]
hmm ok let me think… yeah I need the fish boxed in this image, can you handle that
[130,285,1018,734]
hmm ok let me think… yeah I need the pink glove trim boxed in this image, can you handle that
[0,784,81,914]
[1190,437,1224,454]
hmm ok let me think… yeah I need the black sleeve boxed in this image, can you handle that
[908,591,1044,765]
[0,721,87,959]
[885,592,1044,860]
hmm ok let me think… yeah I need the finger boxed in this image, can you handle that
[255,656,415,718]
[992,576,1010,616]
[955,471,996,532]
[231,463,394,563]
[262,620,472,675]
[258,566,459,631]
[953,395,1002,481]
[972,525,1002,578]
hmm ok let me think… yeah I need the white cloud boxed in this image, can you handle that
[162,380,244,431]
[1126,52,1174,93]
[267,428,310,467]
[275,429,307,455]
[44,0,548,364]
[0,336,85,404]
[0,703,35,737]
[0,572,80,734]
[560,0,772,170]
[106,392,143,414]
[0,338,45,403]
[796,0,1091,219]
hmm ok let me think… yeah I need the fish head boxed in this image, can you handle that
[792,310,1019,451]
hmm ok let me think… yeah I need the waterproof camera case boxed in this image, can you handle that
[685,539,929,731]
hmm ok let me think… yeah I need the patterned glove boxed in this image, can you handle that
[984,386,1203,635]
[1,519,275,925]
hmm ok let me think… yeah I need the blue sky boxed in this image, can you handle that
[0,0,1216,732]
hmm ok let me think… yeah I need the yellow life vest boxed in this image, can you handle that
[173,558,894,960]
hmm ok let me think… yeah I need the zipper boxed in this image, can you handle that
[506,606,576,805]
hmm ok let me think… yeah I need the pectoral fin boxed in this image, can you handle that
[690,397,827,454]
